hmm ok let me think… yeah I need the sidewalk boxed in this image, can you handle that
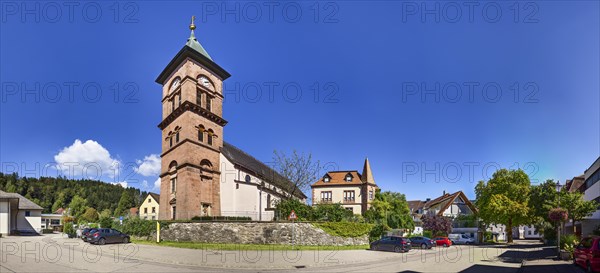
[520,259,585,273]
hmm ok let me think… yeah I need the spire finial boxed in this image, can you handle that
[190,15,196,31]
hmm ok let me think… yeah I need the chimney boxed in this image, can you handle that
[443,190,446,195]
[426,198,431,202]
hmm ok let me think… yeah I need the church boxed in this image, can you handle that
[156,18,306,221]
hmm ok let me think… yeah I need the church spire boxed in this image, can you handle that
[361,158,375,183]
[185,15,213,60]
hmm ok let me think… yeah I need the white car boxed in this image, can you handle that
[448,233,475,244]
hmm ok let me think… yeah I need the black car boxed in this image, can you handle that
[87,228,130,245]
[409,236,434,249]
[81,228,97,242]
[370,236,412,253]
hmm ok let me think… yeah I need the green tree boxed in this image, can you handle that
[529,180,560,235]
[559,191,599,234]
[69,195,87,219]
[476,169,531,243]
[273,198,312,221]
[100,209,112,219]
[114,190,136,216]
[364,190,414,230]
[80,207,99,223]
[312,203,353,222]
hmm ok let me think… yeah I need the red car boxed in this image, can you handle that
[433,237,452,247]
[574,236,600,272]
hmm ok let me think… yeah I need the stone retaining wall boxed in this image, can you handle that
[157,222,368,246]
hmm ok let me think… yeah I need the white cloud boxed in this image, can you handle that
[134,154,161,176]
[54,139,121,179]
[141,180,149,189]
[153,177,161,190]
[111,181,128,188]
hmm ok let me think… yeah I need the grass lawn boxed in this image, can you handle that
[133,239,369,251]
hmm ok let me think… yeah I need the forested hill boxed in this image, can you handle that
[0,172,149,215]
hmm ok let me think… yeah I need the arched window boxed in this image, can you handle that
[174,126,181,143]
[178,93,181,107]
[167,132,173,147]
[207,129,214,145]
[245,175,251,183]
[266,194,272,208]
[169,161,178,193]
[197,125,205,142]
[200,159,213,169]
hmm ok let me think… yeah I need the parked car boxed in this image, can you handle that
[81,228,97,242]
[410,236,434,249]
[433,237,453,247]
[448,233,475,245]
[87,228,130,245]
[370,236,412,253]
[573,236,600,272]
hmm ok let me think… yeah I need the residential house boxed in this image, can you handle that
[408,191,478,237]
[156,19,306,220]
[0,190,43,235]
[139,193,160,220]
[311,158,379,215]
[581,156,600,236]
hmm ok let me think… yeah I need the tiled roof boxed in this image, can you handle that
[312,171,366,187]
[410,191,477,216]
[408,200,426,212]
[221,142,307,199]
[0,190,43,210]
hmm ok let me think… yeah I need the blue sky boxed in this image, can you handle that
[1,1,599,201]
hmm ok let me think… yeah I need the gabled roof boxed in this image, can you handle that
[408,200,426,212]
[221,142,307,199]
[147,193,160,204]
[409,191,477,216]
[567,175,585,192]
[312,171,366,187]
[0,190,43,210]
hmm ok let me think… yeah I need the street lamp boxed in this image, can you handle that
[556,181,562,257]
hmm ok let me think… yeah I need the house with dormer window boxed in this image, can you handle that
[310,158,379,215]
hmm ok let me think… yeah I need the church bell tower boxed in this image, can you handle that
[155,17,231,220]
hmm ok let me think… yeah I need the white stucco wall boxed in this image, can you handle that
[220,153,284,221]
[16,210,41,233]
[0,201,9,235]
[139,195,160,220]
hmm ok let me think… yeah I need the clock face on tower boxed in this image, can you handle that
[199,76,212,89]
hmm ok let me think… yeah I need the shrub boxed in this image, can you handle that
[312,204,353,222]
[42,229,54,234]
[273,198,313,221]
[423,230,433,239]
[560,234,579,250]
[313,222,373,238]
[543,226,557,241]
[99,216,113,228]
[113,217,155,237]
[190,216,252,221]
[63,222,75,238]
[369,223,388,242]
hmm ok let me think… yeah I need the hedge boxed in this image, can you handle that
[313,222,373,238]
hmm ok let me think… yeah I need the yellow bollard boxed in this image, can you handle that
[156,221,160,243]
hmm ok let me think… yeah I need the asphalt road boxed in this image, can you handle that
[0,235,583,273]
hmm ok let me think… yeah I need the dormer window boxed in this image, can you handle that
[323,174,331,183]
[345,174,353,182]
